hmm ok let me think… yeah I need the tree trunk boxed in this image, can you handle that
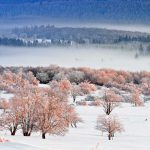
[74,122,77,128]
[42,133,46,139]
[73,96,76,103]
[22,125,33,136]
[108,103,111,115]
[10,126,17,136]
[108,133,111,140]
[11,130,16,136]
[23,132,27,136]
[23,132,31,136]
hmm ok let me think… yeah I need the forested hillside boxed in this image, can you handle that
[0,0,149,24]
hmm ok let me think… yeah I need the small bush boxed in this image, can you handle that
[76,101,87,106]
[88,100,102,106]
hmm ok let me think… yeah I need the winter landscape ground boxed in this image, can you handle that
[0,46,150,71]
[0,90,150,150]
[0,1,150,150]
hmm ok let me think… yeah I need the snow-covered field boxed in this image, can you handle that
[0,46,150,71]
[1,43,150,149]
[0,101,150,150]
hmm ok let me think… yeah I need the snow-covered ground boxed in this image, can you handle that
[0,102,150,150]
[1,43,150,149]
[0,46,150,71]
[0,91,14,100]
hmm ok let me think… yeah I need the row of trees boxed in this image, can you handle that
[0,71,82,139]
[0,37,53,47]
[2,65,150,85]
[11,26,150,46]
[1,66,149,102]
[26,66,150,98]
[0,68,146,141]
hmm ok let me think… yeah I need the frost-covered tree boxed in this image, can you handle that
[131,90,144,107]
[12,86,41,136]
[71,83,83,103]
[79,81,96,95]
[36,72,49,84]
[67,70,85,84]
[0,99,20,136]
[53,71,66,81]
[0,99,10,113]
[64,105,82,128]
[96,115,124,140]
[36,88,69,139]
[102,90,122,115]
[36,81,74,139]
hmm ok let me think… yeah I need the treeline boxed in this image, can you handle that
[0,37,49,47]
[1,65,150,96]
[0,37,24,46]
[12,26,150,44]
[7,25,150,47]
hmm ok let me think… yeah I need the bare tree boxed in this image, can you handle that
[102,90,122,115]
[96,115,124,140]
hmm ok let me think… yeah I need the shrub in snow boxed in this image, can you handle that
[131,90,144,107]
[70,83,83,103]
[53,71,66,81]
[96,115,124,140]
[85,95,96,101]
[0,98,10,112]
[88,100,102,106]
[79,81,96,95]
[64,106,83,128]
[67,70,85,84]
[76,101,87,106]
[36,72,49,84]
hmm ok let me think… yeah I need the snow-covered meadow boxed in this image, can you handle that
[0,89,150,150]
[0,43,150,150]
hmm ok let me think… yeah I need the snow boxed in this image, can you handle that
[39,84,50,88]
[0,143,45,150]
[0,46,150,71]
[0,91,14,100]
[0,102,150,150]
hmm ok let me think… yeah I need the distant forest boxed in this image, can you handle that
[0,26,149,51]
[0,0,149,24]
